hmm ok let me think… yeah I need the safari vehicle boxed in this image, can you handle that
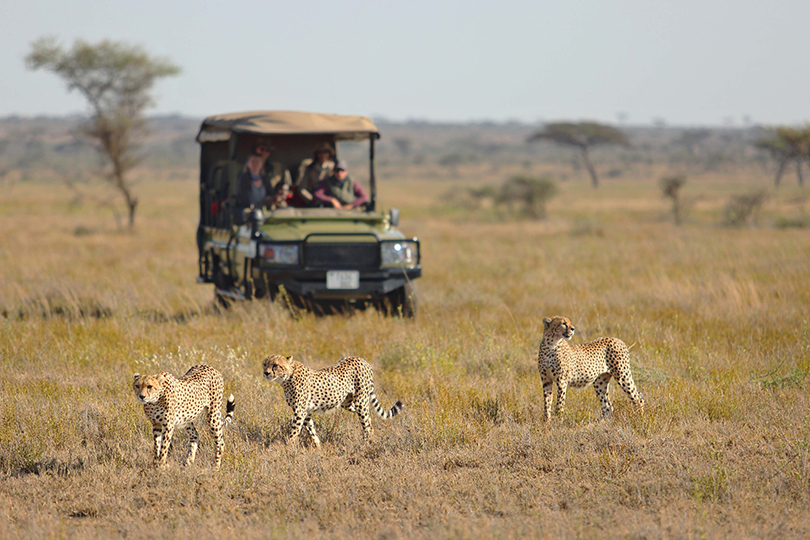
[195,111,421,316]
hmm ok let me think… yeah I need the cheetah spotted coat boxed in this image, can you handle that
[537,316,644,421]
[133,364,235,469]
[263,355,403,448]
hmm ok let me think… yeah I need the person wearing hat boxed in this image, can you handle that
[297,143,335,198]
[313,159,369,209]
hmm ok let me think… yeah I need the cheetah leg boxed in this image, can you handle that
[183,424,199,466]
[151,424,165,465]
[157,426,175,467]
[593,373,613,418]
[555,381,569,416]
[288,407,307,447]
[541,372,554,422]
[615,369,645,412]
[356,397,373,440]
[340,394,356,413]
[303,415,321,449]
[207,408,225,469]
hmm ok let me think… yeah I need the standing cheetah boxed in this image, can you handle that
[133,364,235,468]
[538,316,644,422]
[263,354,403,448]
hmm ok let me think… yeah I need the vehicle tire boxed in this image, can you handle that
[214,289,232,310]
[211,253,233,309]
[384,282,417,319]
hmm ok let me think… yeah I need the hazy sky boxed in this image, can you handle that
[2,0,808,126]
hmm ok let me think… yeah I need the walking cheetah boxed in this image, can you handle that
[133,364,235,468]
[262,354,403,448]
[538,316,644,422]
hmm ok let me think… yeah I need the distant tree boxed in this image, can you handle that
[496,175,558,219]
[26,37,180,228]
[527,122,628,188]
[674,129,711,158]
[755,126,810,187]
[393,137,412,156]
[660,175,687,226]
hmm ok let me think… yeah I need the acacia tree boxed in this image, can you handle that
[527,122,628,188]
[660,175,687,226]
[674,129,711,159]
[26,37,180,228]
[755,127,810,187]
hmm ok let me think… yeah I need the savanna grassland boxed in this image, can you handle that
[1,162,809,539]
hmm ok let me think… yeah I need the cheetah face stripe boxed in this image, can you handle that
[263,355,294,383]
[133,373,165,404]
[562,321,574,340]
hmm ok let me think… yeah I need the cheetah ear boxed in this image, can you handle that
[543,317,552,329]
[286,355,293,362]
[133,373,141,384]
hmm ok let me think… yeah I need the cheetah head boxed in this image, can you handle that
[543,316,575,341]
[132,373,166,404]
[263,355,294,383]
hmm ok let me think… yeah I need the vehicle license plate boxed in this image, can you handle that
[326,271,360,290]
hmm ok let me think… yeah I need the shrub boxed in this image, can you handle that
[774,216,810,229]
[496,175,558,220]
[723,190,768,227]
[660,175,687,226]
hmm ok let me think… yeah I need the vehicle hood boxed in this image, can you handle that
[257,209,405,242]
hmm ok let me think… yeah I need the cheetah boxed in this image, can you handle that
[262,354,403,448]
[132,364,235,469]
[538,316,644,422]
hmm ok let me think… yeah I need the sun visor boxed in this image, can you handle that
[196,128,231,143]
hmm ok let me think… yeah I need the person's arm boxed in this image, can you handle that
[351,181,369,208]
[313,180,333,205]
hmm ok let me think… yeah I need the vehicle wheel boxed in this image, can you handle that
[211,253,233,309]
[384,282,417,319]
[214,289,232,309]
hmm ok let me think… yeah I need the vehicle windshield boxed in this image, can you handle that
[199,134,377,229]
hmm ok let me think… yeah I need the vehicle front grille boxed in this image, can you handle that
[304,243,379,270]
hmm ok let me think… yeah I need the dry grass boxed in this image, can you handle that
[1,165,809,539]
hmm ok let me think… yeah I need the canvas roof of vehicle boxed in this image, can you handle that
[196,111,380,143]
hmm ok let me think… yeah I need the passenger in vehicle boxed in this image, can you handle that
[235,152,271,212]
[288,143,335,207]
[301,144,335,191]
[254,144,272,165]
[313,159,369,209]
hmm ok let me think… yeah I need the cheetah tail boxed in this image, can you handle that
[370,392,403,419]
[225,394,236,425]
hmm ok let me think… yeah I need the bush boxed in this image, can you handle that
[660,175,687,226]
[497,175,558,219]
[723,190,768,227]
[774,216,810,229]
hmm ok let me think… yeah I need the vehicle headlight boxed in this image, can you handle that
[262,244,299,265]
[381,241,418,267]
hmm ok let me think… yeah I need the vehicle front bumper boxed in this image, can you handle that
[257,266,421,299]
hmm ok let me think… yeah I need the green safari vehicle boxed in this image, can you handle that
[195,111,421,316]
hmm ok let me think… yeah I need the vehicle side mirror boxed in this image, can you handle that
[389,208,400,228]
